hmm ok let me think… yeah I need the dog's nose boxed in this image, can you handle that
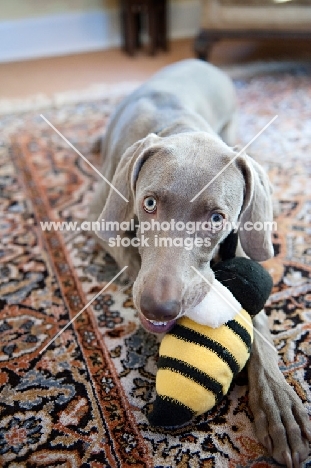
[140,293,180,321]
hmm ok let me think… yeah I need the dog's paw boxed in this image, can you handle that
[249,368,311,467]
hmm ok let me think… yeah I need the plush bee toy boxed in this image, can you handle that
[148,257,273,428]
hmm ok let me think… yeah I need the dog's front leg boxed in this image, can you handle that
[247,310,311,467]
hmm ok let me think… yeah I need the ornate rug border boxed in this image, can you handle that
[10,134,153,468]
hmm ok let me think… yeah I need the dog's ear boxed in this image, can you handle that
[236,154,274,261]
[95,133,160,241]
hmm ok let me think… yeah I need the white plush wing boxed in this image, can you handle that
[186,279,241,328]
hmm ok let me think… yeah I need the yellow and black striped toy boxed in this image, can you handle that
[148,257,273,427]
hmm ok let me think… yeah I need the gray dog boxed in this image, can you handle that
[89,59,311,466]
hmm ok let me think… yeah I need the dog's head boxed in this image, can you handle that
[96,132,274,333]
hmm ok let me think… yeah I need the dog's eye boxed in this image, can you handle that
[210,212,224,227]
[143,196,157,213]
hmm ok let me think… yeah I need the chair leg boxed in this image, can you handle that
[135,10,141,49]
[148,2,157,55]
[157,0,168,51]
[194,29,217,61]
[129,7,139,55]
[121,2,139,56]
[121,0,168,56]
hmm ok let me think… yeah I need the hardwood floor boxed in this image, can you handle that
[0,37,310,100]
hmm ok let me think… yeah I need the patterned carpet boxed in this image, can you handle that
[0,63,310,467]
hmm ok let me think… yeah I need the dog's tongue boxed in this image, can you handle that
[139,313,176,334]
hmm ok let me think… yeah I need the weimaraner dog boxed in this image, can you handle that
[89,59,311,466]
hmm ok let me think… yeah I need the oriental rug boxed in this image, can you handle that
[0,62,310,467]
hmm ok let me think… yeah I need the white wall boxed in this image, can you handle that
[0,0,201,62]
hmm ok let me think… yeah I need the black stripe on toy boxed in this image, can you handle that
[158,356,223,403]
[225,320,252,352]
[148,395,194,427]
[168,325,239,375]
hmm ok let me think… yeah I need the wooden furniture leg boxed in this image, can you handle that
[120,0,168,56]
[194,29,218,61]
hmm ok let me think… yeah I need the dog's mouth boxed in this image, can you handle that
[138,312,177,334]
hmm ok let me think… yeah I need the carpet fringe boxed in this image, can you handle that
[1,59,310,116]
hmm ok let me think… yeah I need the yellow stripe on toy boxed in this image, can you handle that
[148,310,253,428]
[157,369,216,416]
